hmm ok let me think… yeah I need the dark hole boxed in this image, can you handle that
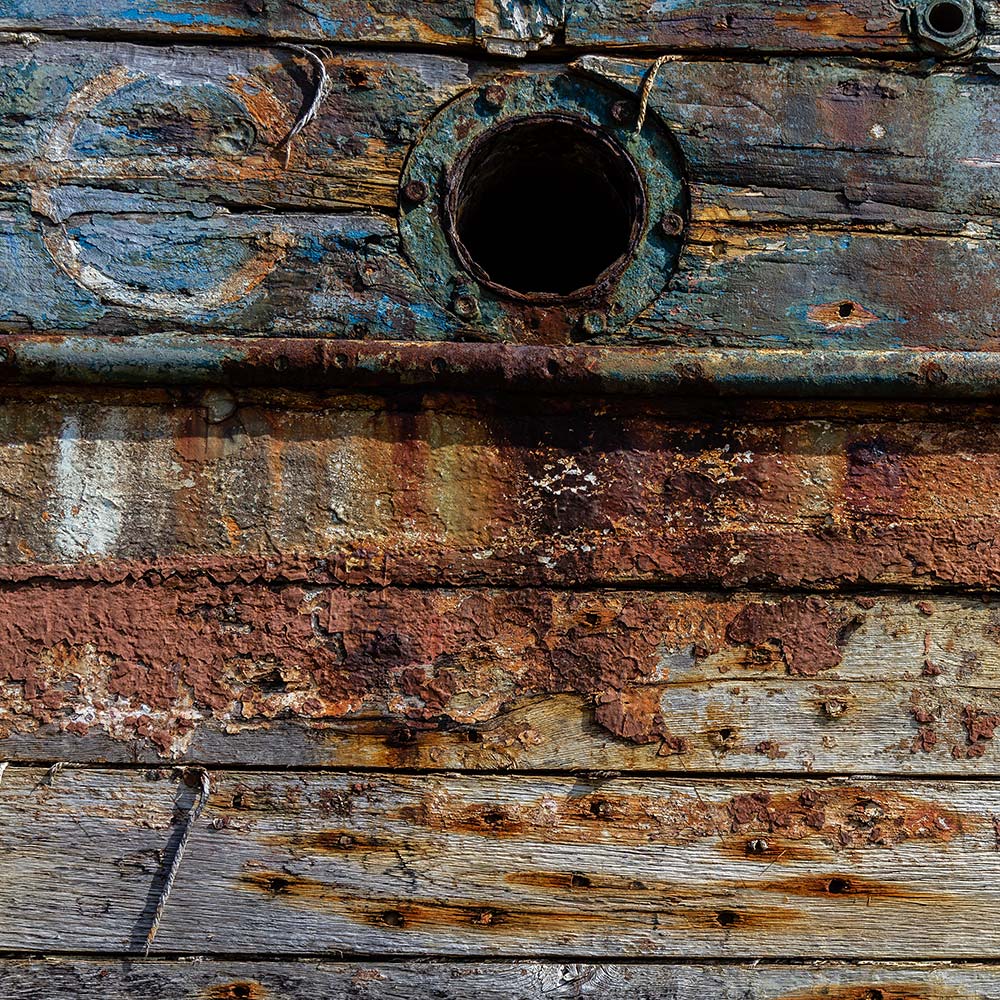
[828,877,852,894]
[233,987,251,1000]
[381,909,405,927]
[571,874,592,888]
[449,115,644,298]
[268,876,291,894]
[431,357,448,374]
[546,358,560,376]
[716,910,740,926]
[483,810,506,826]
[590,799,611,818]
[863,991,885,1000]
[718,727,735,741]
[838,301,854,318]
[928,1,965,34]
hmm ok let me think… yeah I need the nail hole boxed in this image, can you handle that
[838,301,855,318]
[864,991,885,1000]
[431,357,448,374]
[380,909,405,926]
[927,0,966,34]
[590,798,612,818]
[334,352,349,368]
[716,909,740,926]
[447,115,644,298]
[828,877,852,894]
[268,876,291,894]
[571,874,592,888]
[546,358,560,376]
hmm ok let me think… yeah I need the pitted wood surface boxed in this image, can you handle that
[0,766,996,957]
[2,46,1000,345]
[2,582,1000,770]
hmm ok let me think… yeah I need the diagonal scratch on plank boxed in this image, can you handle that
[144,768,211,955]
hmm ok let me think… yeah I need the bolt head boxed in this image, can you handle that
[402,180,428,206]
[579,310,607,337]
[610,100,634,126]
[452,293,480,320]
[482,84,507,110]
[659,211,685,237]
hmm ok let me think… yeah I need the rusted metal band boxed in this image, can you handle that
[0,334,997,399]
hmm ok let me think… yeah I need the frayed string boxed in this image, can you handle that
[276,44,332,168]
[635,54,681,135]
[144,768,211,956]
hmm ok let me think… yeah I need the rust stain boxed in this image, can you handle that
[396,785,968,850]
[204,984,266,1000]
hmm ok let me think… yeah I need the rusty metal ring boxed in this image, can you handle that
[399,69,687,343]
[443,113,648,307]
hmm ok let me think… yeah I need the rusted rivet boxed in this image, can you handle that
[202,388,238,424]
[746,838,769,855]
[452,290,480,320]
[659,211,685,237]
[610,100,634,126]
[822,698,849,719]
[579,310,607,337]
[482,84,507,110]
[402,180,428,206]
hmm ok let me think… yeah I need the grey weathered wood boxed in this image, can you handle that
[0,766,997,957]
[2,582,1000,772]
[2,959,1000,999]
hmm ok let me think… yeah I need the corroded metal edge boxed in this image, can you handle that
[0,334,993,398]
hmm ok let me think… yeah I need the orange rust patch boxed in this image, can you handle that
[204,984,266,1000]
[808,301,882,329]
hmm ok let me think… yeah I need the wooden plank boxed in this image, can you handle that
[0,0,475,46]
[0,43,471,213]
[3,0,999,56]
[1,394,1000,592]
[3,45,1000,342]
[3,959,1000,998]
[1,766,998,957]
[3,582,1000,772]
[565,0,999,54]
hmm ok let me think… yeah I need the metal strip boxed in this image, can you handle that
[0,334,993,399]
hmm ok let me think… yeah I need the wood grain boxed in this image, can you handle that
[3,959,1000,999]
[1,393,1000,591]
[3,0,999,57]
[0,766,997,957]
[2,581,1000,771]
[0,0,474,46]
[3,46,1000,344]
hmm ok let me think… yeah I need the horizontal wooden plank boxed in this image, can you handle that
[4,0,1000,57]
[1,394,1000,591]
[3,46,1000,344]
[1,767,998,957]
[0,0,474,46]
[3,959,1000,998]
[3,582,1000,771]
[567,0,1000,56]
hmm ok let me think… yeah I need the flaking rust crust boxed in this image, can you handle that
[3,580,1000,768]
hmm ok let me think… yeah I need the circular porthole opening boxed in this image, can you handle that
[446,115,646,301]
[926,0,966,33]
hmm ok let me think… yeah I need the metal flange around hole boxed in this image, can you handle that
[398,69,688,344]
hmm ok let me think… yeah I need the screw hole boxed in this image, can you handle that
[927,0,966,34]
[380,909,405,927]
[716,909,740,926]
[828,876,852,894]
[447,115,644,299]
[838,301,855,318]
[546,358,560,377]
[571,874,592,888]
[431,357,448,374]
